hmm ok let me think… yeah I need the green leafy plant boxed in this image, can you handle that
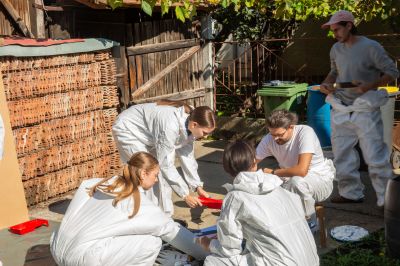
[321,229,400,266]
[107,0,398,24]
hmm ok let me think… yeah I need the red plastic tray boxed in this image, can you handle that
[9,219,49,235]
[199,197,223,209]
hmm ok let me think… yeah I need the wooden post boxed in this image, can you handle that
[29,0,45,39]
[200,16,214,109]
[201,42,214,109]
[316,205,327,248]
[112,46,130,110]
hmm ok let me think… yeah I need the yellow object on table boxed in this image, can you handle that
[379,86,399,93]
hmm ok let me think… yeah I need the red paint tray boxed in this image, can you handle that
[199,197,223,209]
[9,219,49,235]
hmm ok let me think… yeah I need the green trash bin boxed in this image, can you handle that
[257,83,308,118]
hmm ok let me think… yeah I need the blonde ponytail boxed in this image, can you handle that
[88,152,159,218]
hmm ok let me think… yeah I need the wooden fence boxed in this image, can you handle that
[124,19,206,108]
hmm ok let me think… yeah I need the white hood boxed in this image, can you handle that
[224,170,283,195]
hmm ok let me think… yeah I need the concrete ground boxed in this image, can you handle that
[0,140,385,265]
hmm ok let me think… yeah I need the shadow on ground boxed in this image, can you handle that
[24,244,56,266]
[48,199,71,215]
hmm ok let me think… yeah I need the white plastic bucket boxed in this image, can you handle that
[379,87,399,152]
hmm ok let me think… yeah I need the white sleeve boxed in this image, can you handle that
[161,222,209,260]
[209,194,243,257]
[155,127,190,198]
[0,114,4,160]
[256,135,273,160]
[298,127,317,155]
[158,219,181,241]
[176,142,203,191]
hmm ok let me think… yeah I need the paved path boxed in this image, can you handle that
[0,140,384,265]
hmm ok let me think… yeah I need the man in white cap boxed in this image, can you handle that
[320,10,398,207]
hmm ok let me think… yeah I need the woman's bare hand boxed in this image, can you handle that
[184,195,202,208]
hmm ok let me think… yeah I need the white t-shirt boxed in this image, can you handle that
[256,125,325,171]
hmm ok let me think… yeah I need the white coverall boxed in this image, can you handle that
[327,90,394,204]
[50,178,208,266]
[282,159,335,217]
[112,103,203,215]
[204,170,319,266]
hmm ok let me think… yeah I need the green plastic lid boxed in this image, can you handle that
[257,83,308,97]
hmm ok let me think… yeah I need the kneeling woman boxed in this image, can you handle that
[50,152,207,266]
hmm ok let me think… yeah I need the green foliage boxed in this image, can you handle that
[141,0,156,16]
[212,0,400,41]
[107,0,398,26]
[321,229,400,266]
[107,0,123,9]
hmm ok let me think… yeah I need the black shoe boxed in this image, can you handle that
[173,218,188,227]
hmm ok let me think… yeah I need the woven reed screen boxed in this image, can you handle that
[1,51,123,206]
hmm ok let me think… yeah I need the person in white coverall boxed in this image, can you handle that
[320,10,399,207]
[256,110,335,218]
[197,141,319,266]
[112,100,216,216]
[50,152,208,266]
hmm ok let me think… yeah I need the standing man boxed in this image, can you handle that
[256,110,335,219]
[320,10,399,207]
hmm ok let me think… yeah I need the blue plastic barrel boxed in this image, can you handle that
[307,85,331,147]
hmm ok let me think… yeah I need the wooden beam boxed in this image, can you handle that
[73,0,110,9]
[132,45,200,100]
[112,46,130,110]
[127,38,199,56]
[0,0,34,38]
[133,87,205,104]
[32,3,64,11]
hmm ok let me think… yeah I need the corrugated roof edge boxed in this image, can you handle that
[0,38,119,57]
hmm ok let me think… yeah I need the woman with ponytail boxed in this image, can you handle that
[50,152,208,266]
[112,100,216,216]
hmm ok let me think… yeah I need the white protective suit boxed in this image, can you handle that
[282,158,335,217]
[327,90,394,204]
[112,103,203,215]
[204,170,319,266]
[50,178,208,266]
